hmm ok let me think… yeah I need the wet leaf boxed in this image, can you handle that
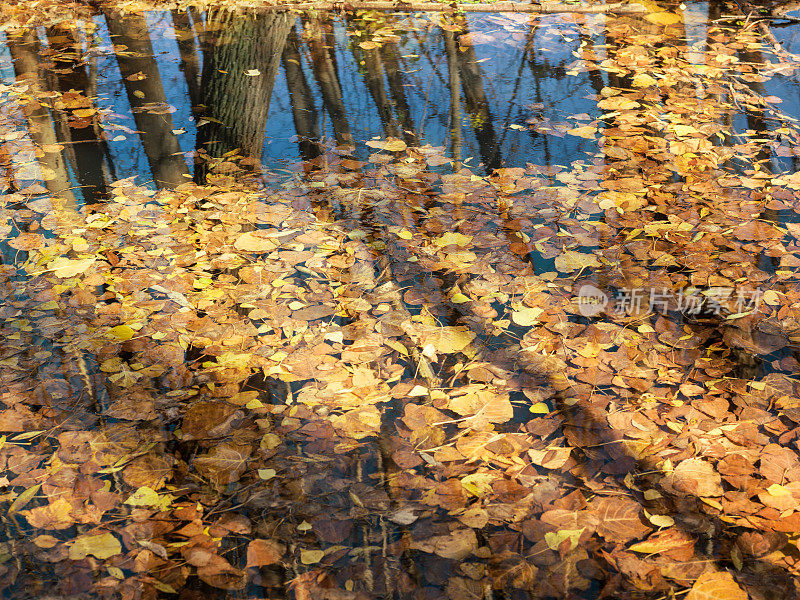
[68,532,122,560]
[511,306,544,326]
[365,137,406,152]
[686,572,748,600]
[246,539,285,567]
[591,497,650,543]
[668,458,724,497]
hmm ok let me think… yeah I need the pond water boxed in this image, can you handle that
[3,2,800,599]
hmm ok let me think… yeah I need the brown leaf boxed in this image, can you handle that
[21,497,75,530]
[759,444,800,483]
[528,447,573,470]
[628,528,695,560]
[194,443,252,488]
[181,401,240,440]
[409,528,478,560]
[686,571,747,600]
[667,458,724,497]
[196,553,247,590]
[246,539,285,567]
[590,496,650,543]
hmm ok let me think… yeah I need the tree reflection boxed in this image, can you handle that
[105,12,190,189]
[195,10,293,182]
[43,23,112,204]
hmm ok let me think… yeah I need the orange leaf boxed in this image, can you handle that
[686,572,748,600]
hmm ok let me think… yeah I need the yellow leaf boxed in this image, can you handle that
[763,290,781,305]
[385,339,408,356]
[435,232,472,247]
[300,549,325,564]
[125,486,160,506]
[767,483,790,496]
[234,232,276,253]
[258,469,276,480]
[397,228,413,240]
[511,306,544,326]
[365,138,406,152]
[450,293,470,304]
[108,566,125,579]
[245,69,261,76]
[673,124,699,137]
[632,73,657,88]
[529,402,550,414]
[108,325,135,341]
[597,97,639,111]
[544,529,584,551]
[21,496,74,529]
[9,484,41,514]
[32,535,60,548]
[69,532,121,560]
[554,251,600,273]
[46,257,96,278]
[566,125,596,139]
[433,327,475,354]
[460,473,495,497]
[645,11,682,25]
[648,514,675,527]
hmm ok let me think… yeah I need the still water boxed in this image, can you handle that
[2,3,800,599]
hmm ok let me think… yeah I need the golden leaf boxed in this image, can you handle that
[68,532,122,560]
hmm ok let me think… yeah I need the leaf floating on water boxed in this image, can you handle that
[410,528,477,560]
[597,96,639,111]
[686,572,748,600]
[645,11,682,25]
[432,327,475,354]
[591,496,650,543]
[667,458,724,497]
[300,549,325,564]
[566,125,596,139]
[365,137,407,152]
[246,539,285,567]
[511,306,544,326]
[68,532,122,560]
[125,486,160,506]
[632,73,658,88]
[554,251,600,273]
[45,257,96,278]
[234,231,276,253]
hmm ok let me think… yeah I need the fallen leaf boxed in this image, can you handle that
[246,539,285,567]
[365,138,407,152]
[668,458,724,497]
[69,532,122,560]
[591,496,650,543]
[686,571,748,600]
